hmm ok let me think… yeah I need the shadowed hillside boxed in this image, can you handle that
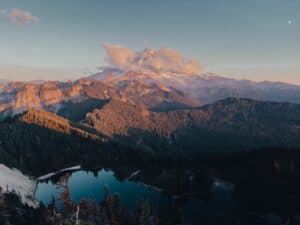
[86,98,300,152]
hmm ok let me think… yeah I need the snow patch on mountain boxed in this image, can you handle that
[36,165,81,181]
[0,164,38,207]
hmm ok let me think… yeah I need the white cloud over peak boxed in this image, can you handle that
[103,44,202,75]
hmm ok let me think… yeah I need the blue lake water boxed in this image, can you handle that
[36,169,162,208]
[35,168,235,218]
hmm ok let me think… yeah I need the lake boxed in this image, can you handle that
[1,162,296,224]
[35,168,237,221]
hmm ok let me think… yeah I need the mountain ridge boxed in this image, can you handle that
[85,97,300,151]
[2,69,300,120]
[1,69,300,152]
[89,69,300,103]
[1,97,300,153]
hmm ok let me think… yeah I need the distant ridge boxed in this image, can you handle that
[88,69,300,104]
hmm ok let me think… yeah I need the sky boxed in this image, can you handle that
[0,0,299,83]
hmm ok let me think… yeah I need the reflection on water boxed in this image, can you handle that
[1,163,297,224]
[35,169,235,220]
[36,170,162,209]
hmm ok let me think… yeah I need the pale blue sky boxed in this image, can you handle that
[0,0,299,83]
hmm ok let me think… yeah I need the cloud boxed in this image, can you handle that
[1,8,39,25]
[103,44,135,69]
[103,44,202,75]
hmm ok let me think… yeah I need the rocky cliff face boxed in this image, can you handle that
[1,82,62,115]
[0,75,201,119]
[0,81,85,117]
[14,84,42,111]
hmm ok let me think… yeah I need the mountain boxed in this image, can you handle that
[89,69,300,104]
[0,80,120,120]
[2,69,300,121]
[1,69,300,153]
[0,97,299,160]
[0,109,117,175]
[0,75,200,120]
[85,97,300,152]
[1,97,299,154]
[20,109,104,141]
